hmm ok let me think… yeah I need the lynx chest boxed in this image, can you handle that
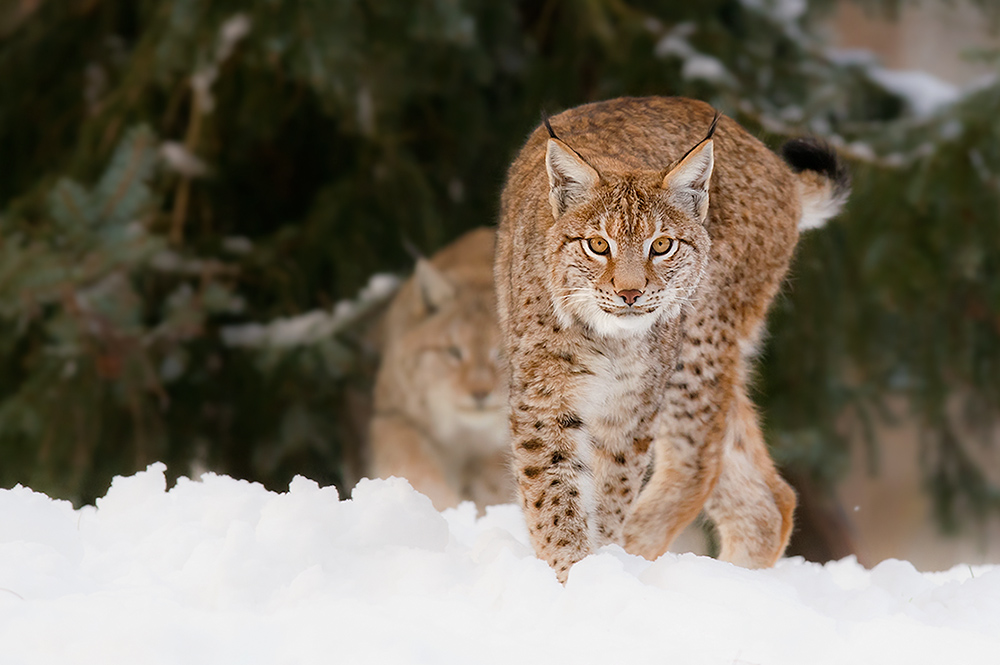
[572,334,665,448]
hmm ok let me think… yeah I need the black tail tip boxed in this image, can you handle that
[781,137,851,192]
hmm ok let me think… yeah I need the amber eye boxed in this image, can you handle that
[586,237,610,256]
[650,236,676,257]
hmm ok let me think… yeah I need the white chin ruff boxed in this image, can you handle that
[554,295,670,338]
[588,308,659,338]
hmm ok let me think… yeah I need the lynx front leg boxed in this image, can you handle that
[369,415,462,510]
[508,331,664,581]
[622,337,732,559]
[702,385,796,567]
[622,366,795,568]
[510,397,594,582]
[621,412,724,560]
[589,435,655,548]
[513,414,651,579]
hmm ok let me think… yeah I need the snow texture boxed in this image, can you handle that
[1,463,999,664]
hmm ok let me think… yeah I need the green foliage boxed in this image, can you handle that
[1,0,999,531]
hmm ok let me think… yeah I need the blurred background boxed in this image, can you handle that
[1,0,999,570]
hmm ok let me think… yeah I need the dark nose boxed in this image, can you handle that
[471,390,490,407]
[616,289,642,306]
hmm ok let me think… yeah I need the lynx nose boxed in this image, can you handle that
[616,289,643,306]
[471,389,490,406]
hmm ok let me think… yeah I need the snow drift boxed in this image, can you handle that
[1,464,998,664]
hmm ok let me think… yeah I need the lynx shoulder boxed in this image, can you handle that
[494,96,849,580]
[368,227,513,511]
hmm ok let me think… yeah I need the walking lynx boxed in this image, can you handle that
[369,228,513,511]
[495,96,849,581]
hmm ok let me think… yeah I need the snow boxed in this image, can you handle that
[825,47,879,68]
[221,272,399,348]
[865,68,960,118]
[654,23,735,86]
[191,14,252,114]
[2,464,999,664]
[739,0,807,23]
[825,47,963,118]
[160,142,209,178]
[681,54,732,84]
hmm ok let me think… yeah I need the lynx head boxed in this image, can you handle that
[401,257,507,448]
[543,117,717,337]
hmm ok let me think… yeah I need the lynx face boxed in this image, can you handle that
[370,227,514,511]
[544,135,714,338]
[412,299,507,453]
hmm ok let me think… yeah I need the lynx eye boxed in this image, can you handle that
[586,237,610,256]
[650,236,677,257]
[446,346,463,360]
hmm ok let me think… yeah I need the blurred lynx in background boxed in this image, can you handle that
[367,228,513,511]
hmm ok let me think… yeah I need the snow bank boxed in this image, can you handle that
[1,464,998,664]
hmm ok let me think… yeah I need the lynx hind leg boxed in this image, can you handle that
[703,385,796,568]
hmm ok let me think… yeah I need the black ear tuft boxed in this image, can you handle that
[782,137,851,194]
[675,111,723,165]
[704,111,723,141]
[542,113,559,140]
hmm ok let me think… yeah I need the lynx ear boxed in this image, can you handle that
[414,258,455,313]
[546,138,599,218]
[662,138,714,223]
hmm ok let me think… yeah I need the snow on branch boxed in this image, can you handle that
[221,273,400,349]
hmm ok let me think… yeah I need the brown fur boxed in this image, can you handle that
[494,97,848,580]
[369,228,514,511]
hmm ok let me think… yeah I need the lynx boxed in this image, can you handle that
[494,96,849,581]
[368,227,514,511]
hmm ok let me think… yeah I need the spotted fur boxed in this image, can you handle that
[494,97,848,581]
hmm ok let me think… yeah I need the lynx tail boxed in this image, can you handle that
[781,137,851,231]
